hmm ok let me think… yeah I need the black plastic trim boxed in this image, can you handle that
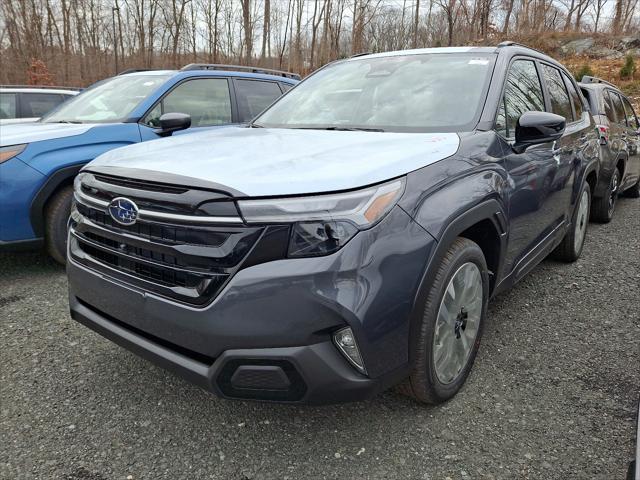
[29,163,83,237]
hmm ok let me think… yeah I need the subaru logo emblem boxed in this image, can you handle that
[108,197,139,226]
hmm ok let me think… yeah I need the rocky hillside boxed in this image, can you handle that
[501,34,639,110]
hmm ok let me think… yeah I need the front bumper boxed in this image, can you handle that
[70,294,405,403]
[67,206,435,403]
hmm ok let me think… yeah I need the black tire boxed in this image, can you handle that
[623,178,640,198]
[44,186,73,265]
[398,237,489,404]
[552,181,591,262]
[591,169,620,223]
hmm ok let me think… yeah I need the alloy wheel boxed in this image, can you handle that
[432,262,483,384]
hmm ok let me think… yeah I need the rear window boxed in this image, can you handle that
[235,80,283,122]
[603,90,615,120]
[0,92,17,119]
[21,93,65,117]
[542,64,573,121]
[563,73,583,120]
[608,90,626,125]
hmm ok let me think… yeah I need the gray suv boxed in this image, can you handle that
[68,44,601,404]
[580,76,640,221]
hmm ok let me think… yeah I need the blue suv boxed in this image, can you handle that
[0,64,299,262]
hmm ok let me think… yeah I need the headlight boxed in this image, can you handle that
[238,178,405,257]
[0,144,27,164]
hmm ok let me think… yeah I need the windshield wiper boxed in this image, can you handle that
[292,126,385,132]
[51,120,83,124]
[321,126,385,132]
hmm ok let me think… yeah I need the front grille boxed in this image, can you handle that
[70,172,265,306]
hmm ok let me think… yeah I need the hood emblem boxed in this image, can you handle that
[108,197,139,226]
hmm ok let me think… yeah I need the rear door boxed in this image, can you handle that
[497,58,560,272]
[233,79,285,123]
[539,63,581,226]
[139,77,234,140]
[619,94,640,187]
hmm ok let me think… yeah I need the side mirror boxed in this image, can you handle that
[513,111,566,154]
[157,112,191,137]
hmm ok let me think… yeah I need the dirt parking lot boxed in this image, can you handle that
[1,197,639,480]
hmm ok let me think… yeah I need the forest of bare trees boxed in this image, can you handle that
[0,0,638,86]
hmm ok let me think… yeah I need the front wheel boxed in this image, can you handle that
[552,181,591,262]
[45,186,73,265]
[398,237,489,404]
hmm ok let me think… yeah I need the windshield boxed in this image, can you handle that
[43,74,171,124]
[255,53,496,132]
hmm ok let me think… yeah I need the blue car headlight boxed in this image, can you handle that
[0,144,27,164]
[238,178,405,257]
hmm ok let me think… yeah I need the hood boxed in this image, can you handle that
[0,122,97,147]
[87,127,460,197]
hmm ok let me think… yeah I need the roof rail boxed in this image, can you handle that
[0,84,81,91]
[118,68,154,76]
[180,63,301,80]
[497,40,546,56]
[580,75,617,89]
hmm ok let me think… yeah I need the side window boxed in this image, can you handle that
[603,90,615,120]
[621,96,639,130]
[541,64,573,121]
[562,72,583,120]
[143,78,232,128]
[235,80,283,122]
[496,59,545,138]
[609,91,627,126]
[0,93,17,119]
[21,93,65,117]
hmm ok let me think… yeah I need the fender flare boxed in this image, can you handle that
[29,164,83,237]
[406,198,507,364]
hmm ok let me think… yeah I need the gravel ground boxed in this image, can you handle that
[1,197,639,480]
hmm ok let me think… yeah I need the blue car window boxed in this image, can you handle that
[145,78,232,128]
[43,74,170,124]
[235,80,283,122]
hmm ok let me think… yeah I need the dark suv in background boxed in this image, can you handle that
[68,43,601,404]
[580,76,640,221]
